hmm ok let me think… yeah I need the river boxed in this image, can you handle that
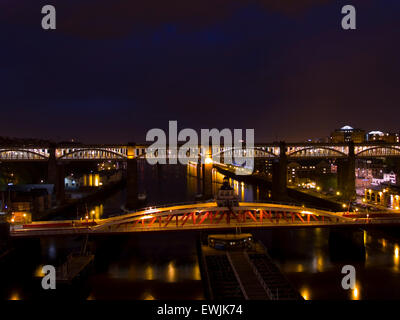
[2,162,400,300]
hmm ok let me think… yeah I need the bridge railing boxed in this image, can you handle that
[111,199,337,220]
[110,199,218,217]
[101,199,341,225]
[237,200,337,213]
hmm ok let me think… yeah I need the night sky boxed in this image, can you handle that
[1,0,399,143]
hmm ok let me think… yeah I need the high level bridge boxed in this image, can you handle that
[10,201,400,238]
[2,141,400,207]
[2,142,400,161]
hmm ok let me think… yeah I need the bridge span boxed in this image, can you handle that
[2,142,400,162]
[10,201,400,237]
[4,141,400,206]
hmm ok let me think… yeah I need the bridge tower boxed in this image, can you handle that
[202,146,213,200]
[126,144,138,210]
[272,141,287,200]
[47,146,65,204]
[337,142,356,201]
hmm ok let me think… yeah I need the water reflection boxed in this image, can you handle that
[363,230,367,246]
[89,204,104,220]
[142,292,155,300]
[300,287,311,300]
[34,265,45,277]
[381,239,387,249]
[76,162,269,218]
[145,265,154,281]
[9,291,20,300]
[312,254,324,273]
[6,164,400,300]
[296,264,304,272]
[106,259,202,284]
[210,169,268,202]
[394,245,400,271]
[87,166,400,299]
[351,283,361,300]
[193,265,201,281]
[166,262,177,283]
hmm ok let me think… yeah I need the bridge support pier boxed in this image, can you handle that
[126,158,138,210]
[47,147,65,205]
[202,162,213,200]
[337,142,356,201]
[272,142,287,200]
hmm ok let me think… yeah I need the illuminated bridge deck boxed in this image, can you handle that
[10,202,400,237]
[3,142,400,161]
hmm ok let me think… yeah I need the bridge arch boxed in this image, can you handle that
[136,147,206,163]
[58,148,127,160]
[212,146,278,159]
[287,146,347,158]
[356,146,400,157]
[0,149,48,160]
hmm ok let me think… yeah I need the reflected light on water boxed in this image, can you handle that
[93,204,103,219]
[300,287,310,300]
[311,250,324,273]
[9,291,20,300]
[145,265,154,280]
[166,262,176,283]
[143,292,155,300]
[318,256,324,271]
[233,181,239,196]
[394,245,399,269]
[193,264,201,280]
[34,265,45,277]
[296,264,304,272]
[351,283,361,300]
